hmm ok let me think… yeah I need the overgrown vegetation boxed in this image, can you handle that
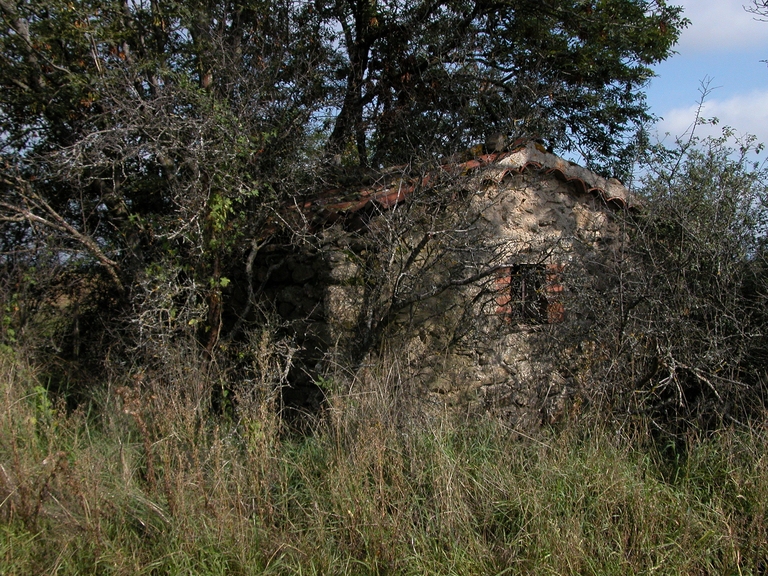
[0,0,685,380]
[1,348,767,575]
[2,0,768,571]
[564,122,768,431]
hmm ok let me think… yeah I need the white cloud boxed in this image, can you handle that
[675,0,768,53]
[654,89,768,148]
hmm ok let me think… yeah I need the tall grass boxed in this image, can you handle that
[1,348,767,575]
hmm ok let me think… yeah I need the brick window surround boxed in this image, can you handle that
[495,263,565,323]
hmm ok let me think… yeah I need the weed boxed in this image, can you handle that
[1,350,767,574]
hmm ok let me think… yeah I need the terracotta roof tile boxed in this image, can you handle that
[277,139,636,234]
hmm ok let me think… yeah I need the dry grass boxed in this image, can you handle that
[1,347,767,575]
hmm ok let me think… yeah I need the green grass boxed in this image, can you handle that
[1,351,767,575]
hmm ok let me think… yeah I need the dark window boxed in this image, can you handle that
[495,263,564,323]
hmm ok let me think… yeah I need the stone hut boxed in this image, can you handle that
[252,140,635,427]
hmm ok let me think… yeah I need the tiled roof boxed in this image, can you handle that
[281,139,635,232]
[478,140,633,209]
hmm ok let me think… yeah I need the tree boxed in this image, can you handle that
[747,0,768,20]
[0,0,686,391]
[569,124,768,429]
[315,0,686,174]
[0,0,331,367]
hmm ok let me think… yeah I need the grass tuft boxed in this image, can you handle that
[1,349,767,574]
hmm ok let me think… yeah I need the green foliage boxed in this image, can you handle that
[570,116,768,427]
[0,0,687,373]
[638,126,767,388]
[0,0,325,361]
[1,353,767,574]
[317,0,686,172]
[1,294,19,350]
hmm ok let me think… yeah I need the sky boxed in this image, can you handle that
[645,0,768,150]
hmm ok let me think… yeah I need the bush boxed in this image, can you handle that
[1,349,768,574]
[570,126,768,431]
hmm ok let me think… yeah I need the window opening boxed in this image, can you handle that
[495,263,564,323]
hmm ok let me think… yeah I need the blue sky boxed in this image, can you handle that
[645,0,768,149]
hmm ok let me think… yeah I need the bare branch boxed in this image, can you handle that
[1,178,124,293]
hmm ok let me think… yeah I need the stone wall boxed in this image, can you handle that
[253,146,630,427]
